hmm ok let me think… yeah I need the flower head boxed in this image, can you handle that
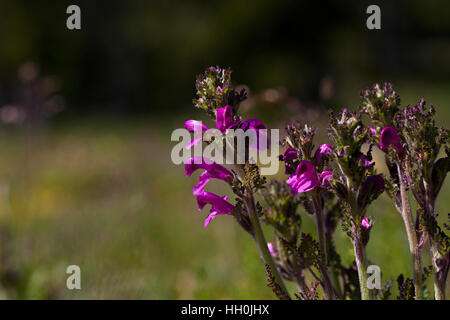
[286,160,319,195]
[216,105,241,133]
[361,217,372,230]
[283,148,298,174]
[380,127,402,153]
[319,170,333,188]
[196,192,235,227]
[314,144,333,164]
[185,157,233,195]
[240,118,267,150]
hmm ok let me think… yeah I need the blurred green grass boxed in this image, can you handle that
[0,80,448,299]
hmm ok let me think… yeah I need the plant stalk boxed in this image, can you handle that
[243,192,291,299]
[353,237,370,300]
[312,193,336,299]
[397,163,423,300]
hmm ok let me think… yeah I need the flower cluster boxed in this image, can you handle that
[179,68,449,300]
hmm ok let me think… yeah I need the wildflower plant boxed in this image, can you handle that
[177,66,449,300]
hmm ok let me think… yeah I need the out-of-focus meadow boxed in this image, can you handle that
[0,1,449,299]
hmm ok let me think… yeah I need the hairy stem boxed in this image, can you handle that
[430,245,448,300]
[243,192,291,299]
[397,163,423,300]
[312,193,336,299]
[353,237,369,300]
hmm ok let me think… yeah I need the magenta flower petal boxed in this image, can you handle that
[314,144,333,164]
[283,148,298,174]
[185,137,203,150]
[319,170,333,188]
[286,160,319,195]
[361,217,371,230]
[283,148,297,161]
[185,157,233,180]
[380,127,402,153]
[357,154,374,168]
[196,192,234,227]
[240,118,267,150]
[216,105,241,133]
[368,126,377,135]
[184,120,209,132]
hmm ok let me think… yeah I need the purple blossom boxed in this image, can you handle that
[240,118,267,150]
[357,154,374,168]
[283,148,298,174]
[184,120,210,150]
[185,157,233,195]
[184,120,209,132]
[319,170,333,188]
[314,144,333,164]
[216,105,241,133]
[380,127,402,153]
[283,148,298,162]
[361,217,371,230]
[286,160,319,195]
[196,192,234,227]
[368,126,377,135]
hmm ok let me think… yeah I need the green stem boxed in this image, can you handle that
[243,192,291,299]
[430,245,448,300]
[397,163,423,300]
[353,238,369,300]
[312,193,336,299]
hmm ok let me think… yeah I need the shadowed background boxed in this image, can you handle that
[0,0,448,298]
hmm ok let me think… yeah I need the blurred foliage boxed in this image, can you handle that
[0,0,449,116]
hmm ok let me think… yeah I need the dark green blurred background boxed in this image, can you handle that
[0,0,448,299]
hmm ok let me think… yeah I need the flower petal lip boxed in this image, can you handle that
[380,126,402,153]
[184,120,209,132]
[196,192,234,227]
[185,157,233,180]
[361,217,371,230]
[216,105,241,133]
[241,118,267,150]
[283,148,297,162]
[314,144,333,164]
[286,160,319,195]
[319,170,333,187]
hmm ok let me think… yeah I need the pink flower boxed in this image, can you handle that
[380,127,402,153]
[184,120,209,132]
[216,105,241,133]
[185,157,233,195]
[368,126,377,135]
[240,118,267,150]
[314,144,333,164]
[286,160,319,195]
[319,170,333,188]
[184,120,210,150]
[196,192,234,227]
[361,217,371,230]
[283,148,298,173]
